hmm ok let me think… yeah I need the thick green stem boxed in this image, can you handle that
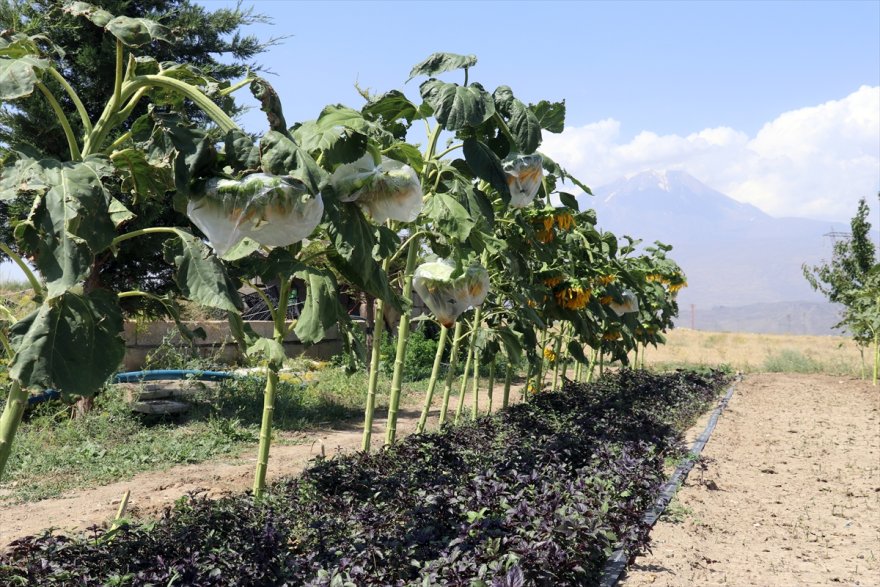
[470,348,481,421]
[83,73,240,156]
[0,242,43,300]
[417,324,448,433]
[36,82,80,161]
[0,328,13,357]
[587,347,599,383]
[0,381,28,482]
[361,296,386,451]
[385,238,420,445]
[438,321,464,427]
[502,363,513,408]
[252,278,289,498]
[111,226,181,248]
[47,67,92,135]
[454,333,475,424]
[536,327,549,392]
[552,325,565,391]
[113,39,124,104]
[486,360,495,416]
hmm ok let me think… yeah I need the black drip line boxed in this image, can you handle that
[599,376,740,587]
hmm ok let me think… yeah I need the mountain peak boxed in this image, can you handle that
[596,169,767,222]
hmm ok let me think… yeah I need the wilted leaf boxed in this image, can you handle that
[259,131,326,194]
[408,52,477,81]
[0,55,49,100]
[462,138,509,198]
[162,229,242,313]
[9,290,124,398]
[15,159,116,299]
[424,192,474,242]
[110,148,174,201]
[293,265,344,344]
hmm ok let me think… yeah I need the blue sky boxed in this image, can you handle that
[192,0,879,223]
[2,0,879,283]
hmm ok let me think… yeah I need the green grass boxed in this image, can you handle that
[762,348,860,376]
[0,365,423,504]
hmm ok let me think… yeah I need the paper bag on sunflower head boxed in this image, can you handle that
[330,154,423,223]
[609,290,640,317]
[503,153,543,208]
[187,173,324,256]
[412,260,490,328]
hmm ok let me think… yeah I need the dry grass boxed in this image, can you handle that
[642,328,866,376]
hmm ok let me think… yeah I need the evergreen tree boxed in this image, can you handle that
[0,0,274,313]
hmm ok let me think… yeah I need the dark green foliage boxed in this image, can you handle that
[0,0,272,310]
[380,327,440,381]
[0,369,730,585]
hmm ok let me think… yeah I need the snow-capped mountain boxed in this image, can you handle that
[577,170,848,334]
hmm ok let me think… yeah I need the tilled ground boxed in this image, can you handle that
[620,373,880,587]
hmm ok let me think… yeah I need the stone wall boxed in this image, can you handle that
[121,320,342,371]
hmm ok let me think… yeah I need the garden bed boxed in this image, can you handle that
[0,369,730,586]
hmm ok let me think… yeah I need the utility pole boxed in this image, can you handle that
[690,304,695,330]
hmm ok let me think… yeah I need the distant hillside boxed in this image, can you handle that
[578,170,849,334]
[681,301,846,335]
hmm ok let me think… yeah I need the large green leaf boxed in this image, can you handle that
[132,110,213,200]
[383,142,424,174]
[530,100,566,133]
[9,290,124,398]
[362,90,419,123]
[110,148,174,201]
[493,86,541,154]
[0,156,47,200]
[408,52,477,82]
[15,159,116,299]
[462,138,510,198]
[224,129,261,172]
[419,80,495,131]
[162,229,242,313]
[62,1,114,26]
[507,99,542,154]
[567,340,589,365]
[293,265,343,344]
[447,178,494,229]
[323,201,403,311]
[107,197,135,227]
[315,104,372,134]
[293,120,368,166]
[424,192,474,242]
[0,55,49,100]
[259,131,326,194]
[63,2,169,47]
[106,16,170,47]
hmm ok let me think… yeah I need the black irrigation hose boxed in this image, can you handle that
[599,375,741,587]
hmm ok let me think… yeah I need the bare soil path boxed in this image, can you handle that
[620,373,880,587]
[0,385,525,547]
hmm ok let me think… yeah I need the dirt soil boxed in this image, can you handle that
[0,384,526,547]
[620,373,880,587]
[3,373,879,587]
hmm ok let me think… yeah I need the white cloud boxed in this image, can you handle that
[541,86,880,221]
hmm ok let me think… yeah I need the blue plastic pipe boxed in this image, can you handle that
[26,369,239,406]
